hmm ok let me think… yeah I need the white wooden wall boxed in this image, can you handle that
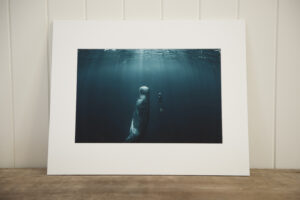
[0,0,299,169]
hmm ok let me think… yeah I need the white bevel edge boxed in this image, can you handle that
[47,20,249,176]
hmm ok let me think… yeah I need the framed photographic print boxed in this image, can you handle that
[47,21,249,175]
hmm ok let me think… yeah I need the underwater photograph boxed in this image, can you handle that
[75,49,222,143]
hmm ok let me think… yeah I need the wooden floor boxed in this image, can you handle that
[0,169,299,200]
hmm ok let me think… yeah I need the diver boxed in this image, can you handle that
[158,92,164,112]
[125,86,150,142]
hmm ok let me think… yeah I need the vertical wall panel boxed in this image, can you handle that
[163,0,199,19]
[124,0,161,20]
[201,0,237,19]
[10,0,49,167]
[0,0,298,169]
[276,0,300,169]
[48,0,86,75]
[239,0,277,168]
[48,0,85,87]
[0,0,14,168]
[48,0,85,21]
[87,0,123,20]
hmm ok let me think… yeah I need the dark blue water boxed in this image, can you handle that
[75,49,222,143]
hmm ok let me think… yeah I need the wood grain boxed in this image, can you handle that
[0,169,299,200]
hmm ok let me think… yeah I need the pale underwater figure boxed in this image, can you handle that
[125,86,150,142]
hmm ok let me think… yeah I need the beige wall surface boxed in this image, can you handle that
[0,0,299,169]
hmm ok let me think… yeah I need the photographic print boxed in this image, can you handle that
[75,49,222,143]
[48,21,249,175]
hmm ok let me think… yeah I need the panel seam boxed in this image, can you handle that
[85,0,88,20]
[198,0,201,20]
[122,0,125,20]
[236,0,240,19]
[7,0,16,168]
[46,0,51,169]
[161,0,163,20]
[273,0,279,169]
